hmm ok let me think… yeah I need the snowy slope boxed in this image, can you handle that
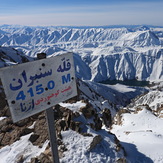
[110,82,163,162]
[111,107,163,163]
[60,129,124,163]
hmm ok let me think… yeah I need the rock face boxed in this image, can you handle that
[80,103,95,119]
[30,153,52,163]
[102,108,112,127]
[113,109,130,126]
[0,46,32,68]
[88,135,102,151]
[0,116,33,147]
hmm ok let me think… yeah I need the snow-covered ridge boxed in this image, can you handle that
[0,26,161,47]
[128,82,163,115]
[0,27,129,46]
[116,30,160,47]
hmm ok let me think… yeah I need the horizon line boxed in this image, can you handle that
[0,24,163,28]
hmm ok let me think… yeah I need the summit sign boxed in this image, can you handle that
[0,53,77,122]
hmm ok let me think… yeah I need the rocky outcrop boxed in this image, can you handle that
[102,108,112,128]
[0,116,34,147]
[54,105,81,139]
[88,135,102,151]
[80,103,95,119]
[30,153,52,163]
[113,109,130,126]
[157,104,163,118]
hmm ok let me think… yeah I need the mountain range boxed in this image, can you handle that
[0,25,162,82]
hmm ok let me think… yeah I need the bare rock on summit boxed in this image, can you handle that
[113,109,130,125]
[32,114,48,147]
[102,108,112,128]
[30,153,52,163]
[29,134,40,143]
[80,104,95,119]
[0,87,7,110]
[88,135,102,151]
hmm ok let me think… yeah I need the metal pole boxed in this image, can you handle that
[45,107,60,163]
[37,53,60,163]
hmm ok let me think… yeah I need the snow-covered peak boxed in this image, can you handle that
[117,30,160,47]
[131,25,150,32]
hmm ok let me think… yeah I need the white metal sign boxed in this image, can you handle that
[0,53,77,122]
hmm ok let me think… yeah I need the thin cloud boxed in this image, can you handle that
[0,1,163,26]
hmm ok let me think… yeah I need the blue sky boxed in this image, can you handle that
[0,0,163,26]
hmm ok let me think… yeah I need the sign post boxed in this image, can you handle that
[45,107,60,163]
[37,52,60,163]
[0,52,77,163]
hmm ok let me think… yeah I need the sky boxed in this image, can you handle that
[0,0,163,27]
